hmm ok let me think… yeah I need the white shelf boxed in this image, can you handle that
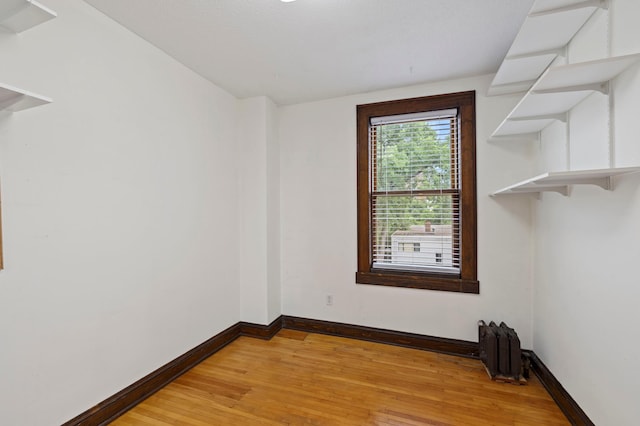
[0,0,56,33]
[490,53,558,96]
[488,0,604,96]
[492,54,640,138]
[0,82,51,112]
[491,167,640,196]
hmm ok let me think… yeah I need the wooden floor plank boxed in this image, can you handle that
[111,332,569,425]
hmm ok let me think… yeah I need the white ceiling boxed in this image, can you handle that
[84,0,534,105]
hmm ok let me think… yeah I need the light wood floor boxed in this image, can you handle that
[112,330,569,425]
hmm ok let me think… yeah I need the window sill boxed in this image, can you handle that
[356,271,479,294]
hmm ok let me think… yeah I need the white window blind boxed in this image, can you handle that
[370,108,460,274]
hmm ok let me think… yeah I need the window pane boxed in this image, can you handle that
[372,194,460,273]
[372,119,456,192]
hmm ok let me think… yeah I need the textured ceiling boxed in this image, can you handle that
[84,0,534,105]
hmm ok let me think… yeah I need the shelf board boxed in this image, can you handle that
[491,167,640,196]
[0,0,56,33]
[0,82,51,112]
[492,117,557,138]
[492,54,640,137]
[488,0,603,95]
[489,53,557,96]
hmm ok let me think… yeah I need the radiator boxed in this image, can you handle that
[478,320,526,383]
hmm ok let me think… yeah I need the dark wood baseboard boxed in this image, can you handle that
[282,315,478,358]
[62,322,243,426]
[525,350,595,426]
[239,316,283,339]
[63,315,592,426]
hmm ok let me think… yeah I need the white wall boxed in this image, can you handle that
[238,97,269,323]
[266,98,282,321]
[0,1,241,424]
[237,96,281,324]
[279,75,535,345]
[3,1,635,424]
[532,1,640,425]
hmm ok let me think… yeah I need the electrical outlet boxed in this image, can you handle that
[326,295,333,306]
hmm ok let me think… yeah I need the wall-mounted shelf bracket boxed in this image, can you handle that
[574,176,612,190]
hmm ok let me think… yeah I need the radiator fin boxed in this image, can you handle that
[478,320,525,383]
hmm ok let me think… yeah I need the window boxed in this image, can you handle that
[399,242,420,252]
[356,91,478,293]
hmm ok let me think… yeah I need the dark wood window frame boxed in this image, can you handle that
[356,91,479,294]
